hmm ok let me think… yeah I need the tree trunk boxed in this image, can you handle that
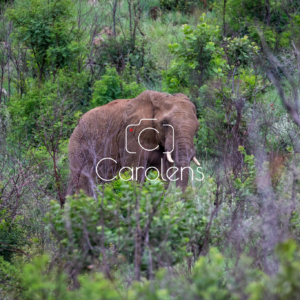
[265,0,271,26]
[223,0,227,37]
[113,0,117,36]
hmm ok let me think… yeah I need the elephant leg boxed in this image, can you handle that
[76,173,94,196]
[68,165,95,197]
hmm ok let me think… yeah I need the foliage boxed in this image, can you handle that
[0,212,28,262]
[159,0,212,13]
[247,240,300,300]
[5,242,300,299]
[6,0,83,80]
[163,13,221,94]
[92,37,160,85]
[192,32,261,158]
[191,248,231,300]
[163,13,260,99]
[7,70,88,143]
[91,67,145,107]
[46,174,218,273]
[0,254,120,300]
[233,146,256,200]
[214,0,300,50]
[1,0,300,299]
[6,70,89,205]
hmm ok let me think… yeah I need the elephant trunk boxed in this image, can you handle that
[173,137,195,192]
[176,166,189,192]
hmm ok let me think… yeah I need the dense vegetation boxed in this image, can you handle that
[1,0,300,298]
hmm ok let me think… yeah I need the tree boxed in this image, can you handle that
[163,14,221,95]
[6,0,81,83]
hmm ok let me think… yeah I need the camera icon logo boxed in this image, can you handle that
[125,119,174,154]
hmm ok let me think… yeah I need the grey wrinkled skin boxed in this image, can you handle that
[67,90,199,197]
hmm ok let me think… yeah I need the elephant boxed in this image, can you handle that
[67,90,201,197]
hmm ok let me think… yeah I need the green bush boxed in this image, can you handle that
[46,174,223,275]
[163,14,221,95]
[0,254,119,300]
[0,212,28,262]
[91,67,145,107]
[8,244,300,300]
[7,70,89,144]
[6,0,83,80]
[159,0,211,13]
[92,37,160,85]
[247,240,300,300]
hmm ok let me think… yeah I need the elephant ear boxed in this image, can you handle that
[124,90,163,151]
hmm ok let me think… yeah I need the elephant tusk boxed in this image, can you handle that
[193,157,200,166]
[166,152,174,164]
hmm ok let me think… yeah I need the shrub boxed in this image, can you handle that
[0,212,28,262]
[91,68,145,107]
[46,174,225,278]
[7,70,89,143]
[159,0,212,13]
[6,0,83,81]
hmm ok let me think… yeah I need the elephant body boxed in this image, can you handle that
[67,90,200,197]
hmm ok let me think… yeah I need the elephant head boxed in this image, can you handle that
[124,90,200,191]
